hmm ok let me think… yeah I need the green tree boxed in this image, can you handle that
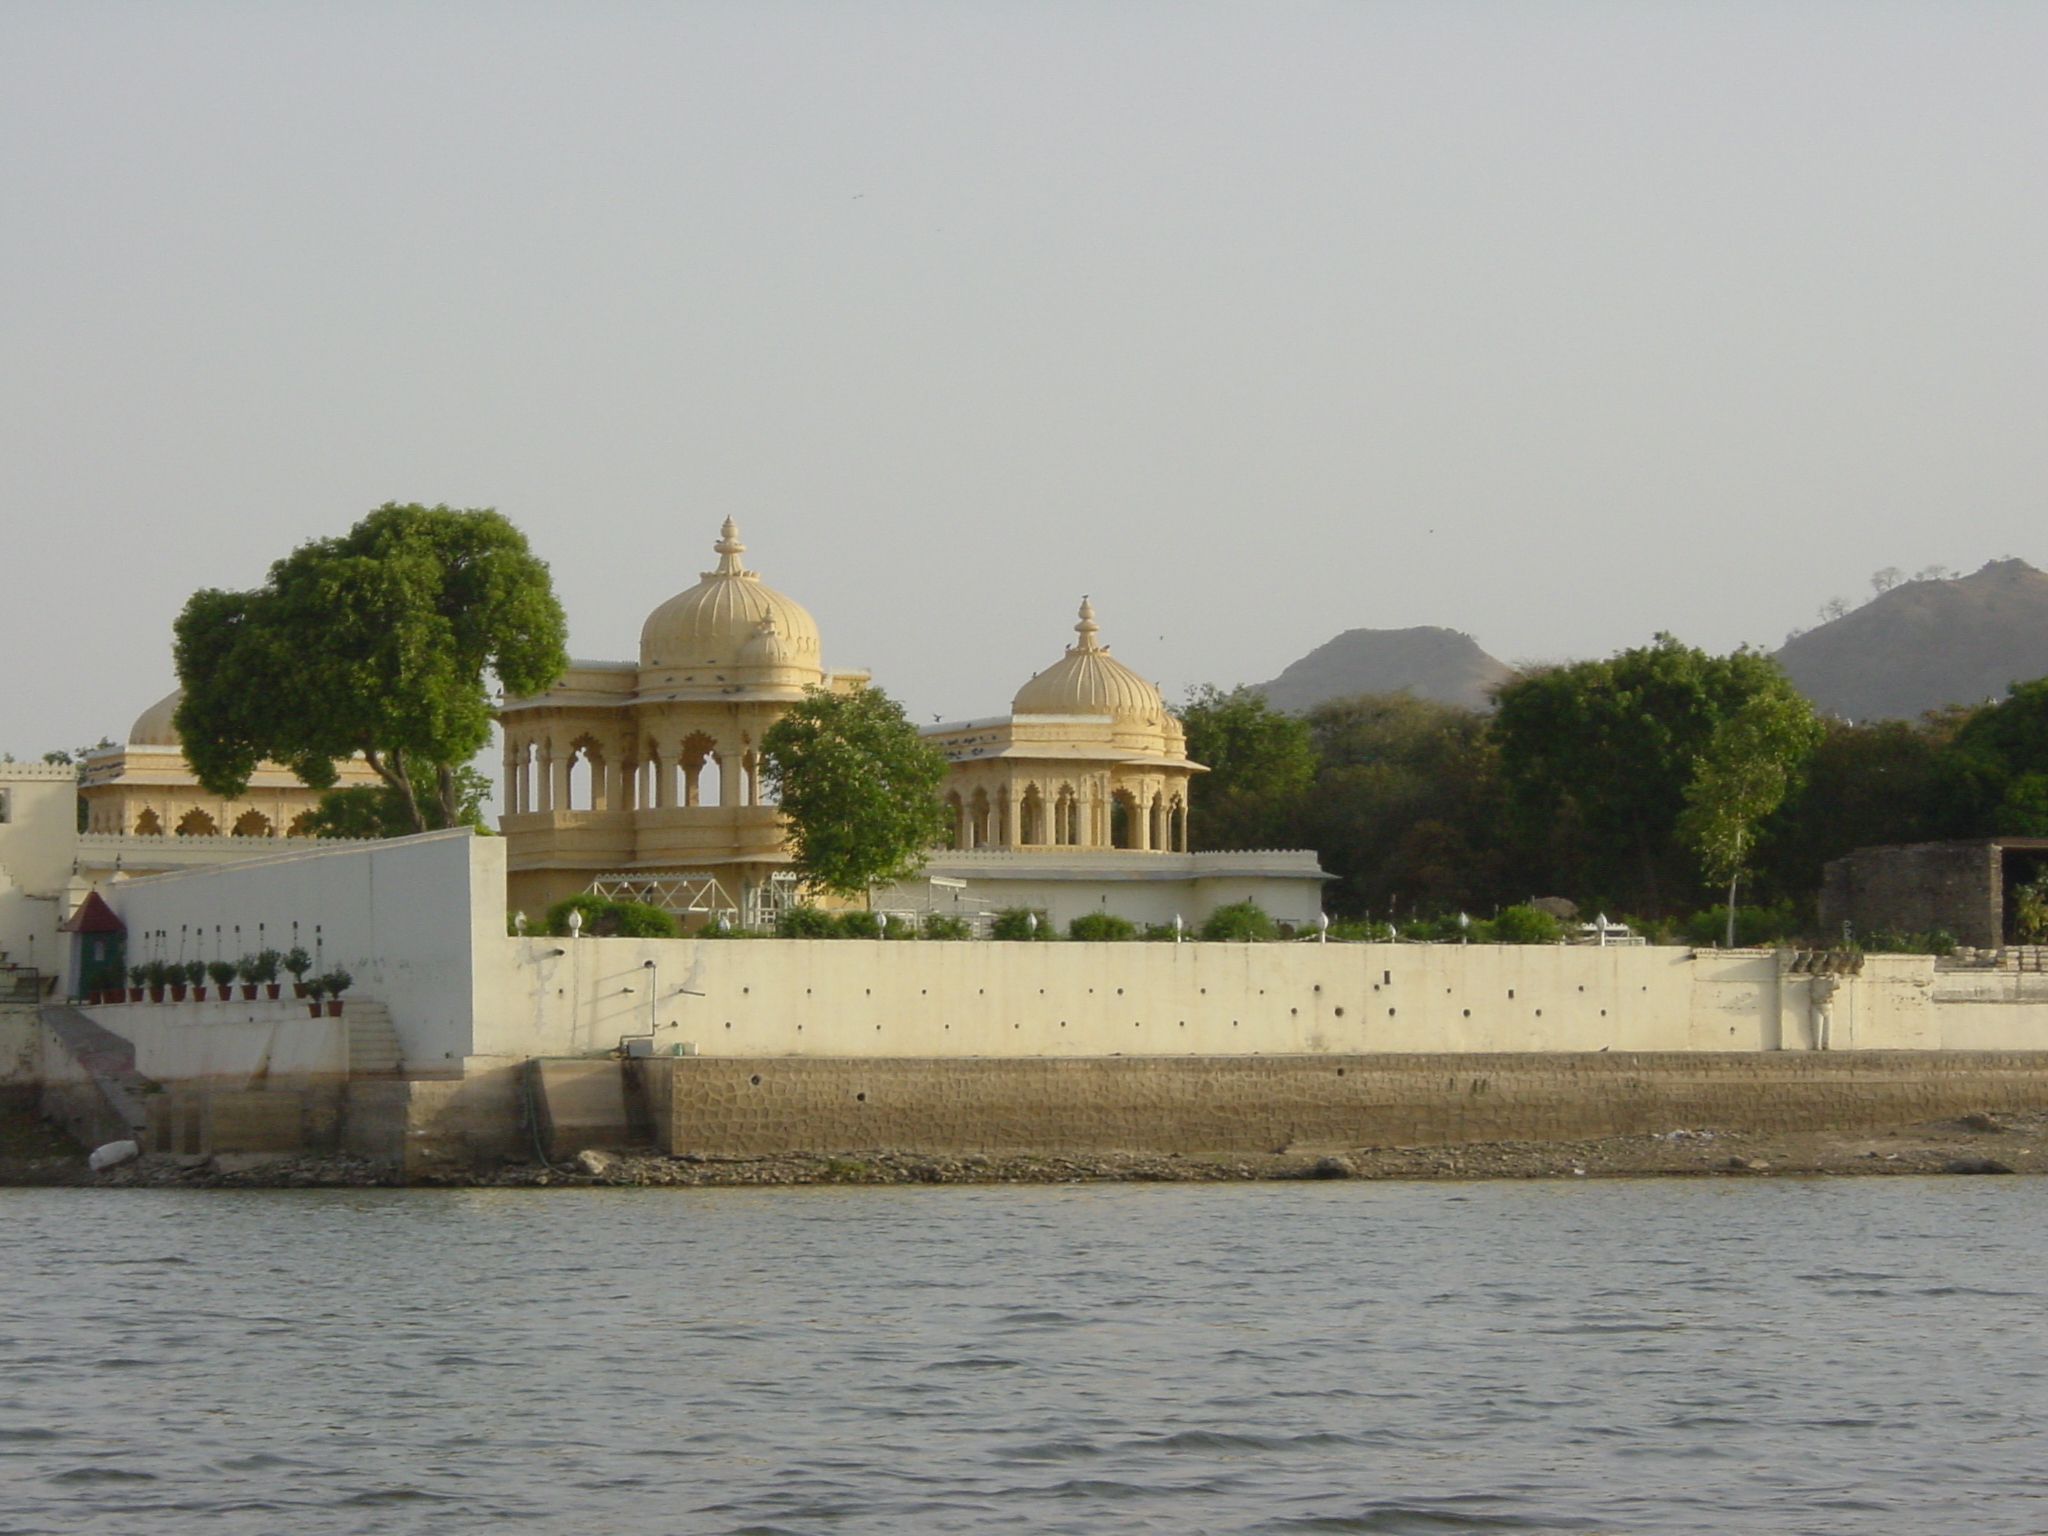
[1298,693,1504,918]
[304,766,495,839]
[1939,680,2048,836]
[758,684,951,900]
[1175,685,1316,850]
[1491,635,1810,914]
[173,504,567,834]
[1674,689,1823,945]
[1757,708,1971,906]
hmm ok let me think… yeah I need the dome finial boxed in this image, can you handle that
[1073,596,1102,652]
[701,518,756,581]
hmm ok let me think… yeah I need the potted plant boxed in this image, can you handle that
[246,948,282,1000]
[128,964,146,1003]
[167,959,188,1002]
[318,969,352,1018]
[302,973,328,1018]
[143,960,167,1003]
[283,946,314,998]
[206,959,238,1000]
[183,959,207,1000]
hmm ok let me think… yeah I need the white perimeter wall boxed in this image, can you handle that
[472,937,1965,1062]
[105,829,496,1069]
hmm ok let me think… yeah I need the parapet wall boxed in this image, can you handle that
[650,1050,2048,1157]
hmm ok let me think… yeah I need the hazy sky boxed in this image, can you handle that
[5,1,2045,760]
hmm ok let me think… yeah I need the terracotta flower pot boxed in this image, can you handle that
[170,985,187,1002]
[129,988,144,1002]
[306,1002,323,1018]
[148,987,165,1002]
[325,999,344,1017]
[241,984,258,1000]
[265,983,281,1000]
[292,982,308,998]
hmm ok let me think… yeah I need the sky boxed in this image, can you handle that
[4,1,2045,764]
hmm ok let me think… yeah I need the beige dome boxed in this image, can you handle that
[639,519,822,671]
[1012,600,1167,719]
[130,689,184,745]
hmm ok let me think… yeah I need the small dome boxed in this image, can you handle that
[1012,600,1166,719]
[129,689,183,745]
[639,520,822,672]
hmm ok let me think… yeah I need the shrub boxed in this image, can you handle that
[990,907,1053,941]
[1068,912,1137,942]
[921,912,972,940]
[1200,902,1276,942]
[1325,919,1393,942]
[835,910,882,939]
[1490,904,1564,945]
[319,968,353,997]
[283,947,313,980]
[205,959,238,988]
[1861,928,1957,956]
[1141,922,1183,942]
[544,894,680,939]
[778,906,840,939]
[1684,902,1799,949]
[240,949,281,983]
[182,960,207,986]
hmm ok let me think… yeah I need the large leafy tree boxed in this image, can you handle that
[1298,693,1504,918]
[1175,685,1317,850]
[173,504,568,834]
[1491,635,1812,914]
[1939,680,2048,836]
[1674,689,1823,943]
[759,684,951,900]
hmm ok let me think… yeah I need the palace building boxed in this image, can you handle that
[501,520,1329,930]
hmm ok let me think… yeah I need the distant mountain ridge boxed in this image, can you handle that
[1772,558,2048,721]
[1252,626,1514,714]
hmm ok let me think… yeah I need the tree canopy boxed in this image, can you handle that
[1174,685,1316,850]
[173,504,567,834]
[1490,636,1814,914]
[759,684,951,899]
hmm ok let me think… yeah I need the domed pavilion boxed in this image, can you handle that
[79,690,382,841]
[497,519,869,923]
[932,599,1199,854]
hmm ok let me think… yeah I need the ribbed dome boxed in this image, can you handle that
[130,689,184,745]
[1012,600,1166,719]
[638,520,822,671]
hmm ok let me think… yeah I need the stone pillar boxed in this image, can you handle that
[536,743,554,813]
[503,739,520,815]
[655,750,674,809]
[719,749,740,808]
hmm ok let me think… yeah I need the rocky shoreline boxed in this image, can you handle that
[7,1110,2045,1189]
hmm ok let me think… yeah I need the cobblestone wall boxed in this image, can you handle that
[654,1051,2048,1156]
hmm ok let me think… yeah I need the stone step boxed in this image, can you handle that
[344,1000,404,1076]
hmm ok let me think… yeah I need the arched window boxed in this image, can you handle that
[232,810,273,838]
[1019,785,1045,845]
[135,807,163,836]
[286,811,316,837]
[681,733,718,807]
[944,792,964,849]
[969,788,992,848]
[176,808,219,837]
[1110,790,1138,850]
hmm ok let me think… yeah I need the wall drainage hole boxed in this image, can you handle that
[749,1074,761,1086]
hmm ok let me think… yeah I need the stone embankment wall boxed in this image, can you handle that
[646,1051,2048,1158]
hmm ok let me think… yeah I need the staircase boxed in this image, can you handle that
[2,952,44,1003]
[38,1005,153,1146]
[344,1000,404,1076]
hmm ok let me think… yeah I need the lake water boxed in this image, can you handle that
[3,1179,2045,1535]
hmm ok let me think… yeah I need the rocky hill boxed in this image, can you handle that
[1253,626,1514,714]
[1773,558,2048,721]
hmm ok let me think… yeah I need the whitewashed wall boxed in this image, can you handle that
[472,937,1958,1063]
[106,829,494,1069]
